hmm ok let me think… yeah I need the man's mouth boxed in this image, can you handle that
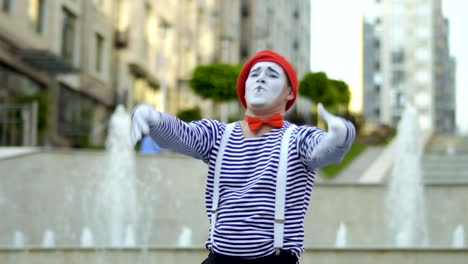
[255,86,265,91]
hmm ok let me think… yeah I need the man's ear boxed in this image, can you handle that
[286,86,294,101]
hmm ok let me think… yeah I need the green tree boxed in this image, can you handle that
[177,106,202,122]
[298,72,353,126]
[298,71,330,106]
[329,79,351,113]
[190,63,242,121]
[299,72,351,111]
[190,63,242,102]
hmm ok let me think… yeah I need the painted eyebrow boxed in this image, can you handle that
[267,66,279,75]
[250,66,280,75]
[250,67,261,74]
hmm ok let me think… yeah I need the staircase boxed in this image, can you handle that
[422,134,468,183]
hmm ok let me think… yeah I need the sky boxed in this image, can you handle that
[310,0,468,134]
[310,0,363,113]
[442,0,468,133]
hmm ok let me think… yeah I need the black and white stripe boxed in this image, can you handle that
[149,114,355,258]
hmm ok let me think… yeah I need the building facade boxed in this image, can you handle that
[362,20,382,123]
[363,0,456,134]
[0,0,311,147]
[433,17,456,133]
[239,0,310,77]
[0,0,115,147]
[238,0,311,118]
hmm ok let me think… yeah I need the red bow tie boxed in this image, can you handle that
[245,113,284,132]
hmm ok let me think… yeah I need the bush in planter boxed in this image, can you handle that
[177,107,202,122]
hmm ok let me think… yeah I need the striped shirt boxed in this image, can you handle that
[149,113,355,258]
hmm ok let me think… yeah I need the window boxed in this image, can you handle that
[29,0,46,34]
[373,72,383,84]
[61,8,77,64]
[293,9,299,19]
[58,84,95,147]
[293,40,299,50]
[415,70,430,84]
[415,48,430,62]
[374,39,380,49]
[374,61,380,71]
[1,0,11,13]
[392,70,404,85]
[391,50,404,63]
[374,108,380,117]
[241,0,249,17]
[95,33,104,73]
[374,84,381,92]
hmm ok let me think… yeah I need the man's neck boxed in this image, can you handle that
[244,109,285,119]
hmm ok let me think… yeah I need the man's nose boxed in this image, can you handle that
[256,74,266,83]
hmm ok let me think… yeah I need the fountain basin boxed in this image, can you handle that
[0,150,467,248]
[0,247,467,264]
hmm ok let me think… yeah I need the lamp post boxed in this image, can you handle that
[220,35,232,122]
[159,20,171,113]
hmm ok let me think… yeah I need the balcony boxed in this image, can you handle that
[17,49,79,75]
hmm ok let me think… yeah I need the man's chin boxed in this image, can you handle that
[247,101,267,108]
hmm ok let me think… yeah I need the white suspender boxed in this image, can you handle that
[274,124,296,254]
[210,122,235,246]
[210,123,296,253]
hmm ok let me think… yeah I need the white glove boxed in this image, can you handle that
[131,104,161,145]
[304,103,356,169]
[317,103,347,145]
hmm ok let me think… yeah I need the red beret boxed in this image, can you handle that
[237,49,298,111]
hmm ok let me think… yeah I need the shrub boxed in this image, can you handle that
[177,107,202,122]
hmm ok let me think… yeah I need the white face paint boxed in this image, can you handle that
[244,62,287,108]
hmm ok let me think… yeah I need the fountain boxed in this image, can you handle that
[80,226,94,247]
[93,104,139,247]
[452,224,465,248]
[124,225,136,247]
[1,104,468,263]
[13,230,25,248]
[446,145,456,155]
[335,222,347,248]
[177,225,192,248]
[41,229,55,248]
[385,104,428,247]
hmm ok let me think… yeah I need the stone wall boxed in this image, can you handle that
[0,247,467,264]
[0,150,467,248]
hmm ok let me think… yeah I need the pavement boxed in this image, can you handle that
[3,133,466,184]
[326,133,468,184]
[1,144,391,184]
[321,144,389,184]
[0,147,41,160]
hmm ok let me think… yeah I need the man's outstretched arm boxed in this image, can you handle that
[131,103,217,162]
[304,103,356,169]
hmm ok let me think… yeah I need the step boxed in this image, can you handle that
[422,163,468,170]
[423,171,468,178]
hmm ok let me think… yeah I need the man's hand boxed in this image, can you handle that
[305,103,355,168]
[131,104,161,145]
[317,103,347,144]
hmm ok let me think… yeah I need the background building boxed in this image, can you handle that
[362,19,381,123]
[239,0,310,77]
[240,0,311,118]
[362,0,456,136]
[0,0,113,147]
[0,0,311,147]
